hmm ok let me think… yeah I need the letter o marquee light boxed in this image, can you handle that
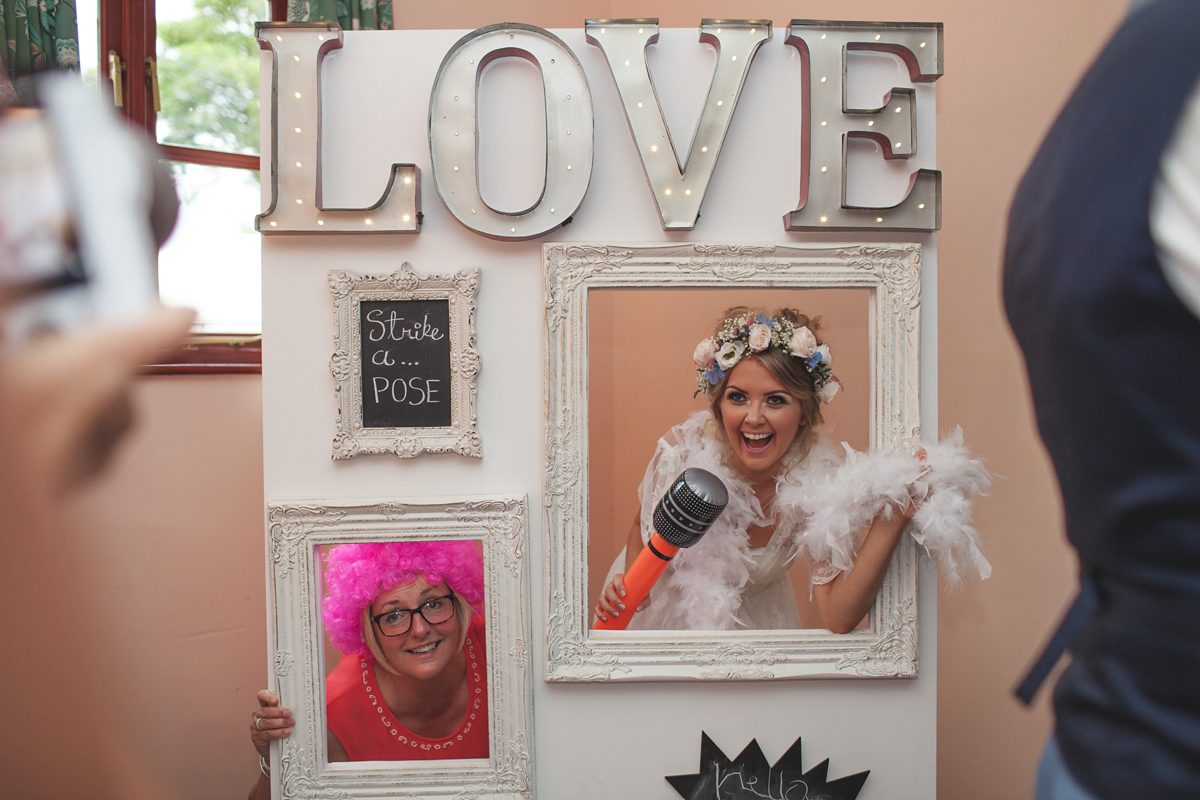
[428,23,595,241]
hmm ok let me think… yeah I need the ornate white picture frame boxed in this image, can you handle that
[329,265,482,459]
[543,242,922,681]
[267,497,532,799]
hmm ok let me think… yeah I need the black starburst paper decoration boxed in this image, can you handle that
[666,732,869,800]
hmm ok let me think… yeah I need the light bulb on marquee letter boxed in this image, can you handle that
[428,23,593,241]
[255,22,420,234]
[785,20,943,232]
[586,19,771,231]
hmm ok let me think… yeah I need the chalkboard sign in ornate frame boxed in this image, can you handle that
[543,242,922,681]
[330,265,481,459]
[266,496,532,800]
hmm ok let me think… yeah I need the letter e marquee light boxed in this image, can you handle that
[255,22,421,235]
[786,20,943,231]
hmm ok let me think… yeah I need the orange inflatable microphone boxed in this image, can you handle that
[594,468,728,630]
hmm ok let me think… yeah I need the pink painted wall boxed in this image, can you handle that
[912,2,1127,795]
[42,1,1131,797]
[56,376,266,798]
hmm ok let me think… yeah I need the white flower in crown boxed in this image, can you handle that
[716,340,746,370]
[790,325,818,358]
[817,378,841,403]
[747,323,772,352]
[693,337,718,367]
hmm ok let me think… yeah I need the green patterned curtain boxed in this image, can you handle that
[287,0,391,30]
[1,0,79,79]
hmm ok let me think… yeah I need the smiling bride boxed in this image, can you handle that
[594,307,991,633]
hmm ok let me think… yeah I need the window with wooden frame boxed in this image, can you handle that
[86,0,286,372]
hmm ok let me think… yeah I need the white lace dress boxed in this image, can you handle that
[601,412,831,630]
[600,411,992,631]
[601,517,806,630]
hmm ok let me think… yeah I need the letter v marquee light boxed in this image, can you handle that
[586,19,772,231]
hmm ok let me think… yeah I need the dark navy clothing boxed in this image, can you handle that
[1003,2,1200,798]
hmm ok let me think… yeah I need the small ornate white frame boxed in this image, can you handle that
[329,265,482,459]
[543,242,922,681]
[266,497,533,799]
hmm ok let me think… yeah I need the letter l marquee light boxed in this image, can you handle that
[255,22,421,234]
[786,20,943,231]
[586,19,772,231]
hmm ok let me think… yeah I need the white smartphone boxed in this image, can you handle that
[0,74,163,342]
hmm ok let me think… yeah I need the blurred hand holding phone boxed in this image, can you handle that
[0,72,179,339]
[0,75,195,800]
[0,73,194,496]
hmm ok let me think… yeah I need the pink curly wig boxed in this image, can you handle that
[322,539,485,659]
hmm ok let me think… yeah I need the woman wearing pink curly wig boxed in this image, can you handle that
[248,540,487,798]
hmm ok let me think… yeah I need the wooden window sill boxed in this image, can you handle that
[143,334,262,375]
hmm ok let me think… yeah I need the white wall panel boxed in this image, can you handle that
[262,27,938,800]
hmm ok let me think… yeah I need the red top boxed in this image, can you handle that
[325,619,488,760]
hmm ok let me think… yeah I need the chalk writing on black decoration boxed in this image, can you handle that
[360,298,452,429]
[666,732,869,800]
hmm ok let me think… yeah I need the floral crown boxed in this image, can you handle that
[693,313,840,403]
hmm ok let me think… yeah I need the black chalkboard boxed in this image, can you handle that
[360,299,452,429]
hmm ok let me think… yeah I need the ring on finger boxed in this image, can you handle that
[255,716,264,731]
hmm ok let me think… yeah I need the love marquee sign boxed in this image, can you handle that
[256,18,942,241]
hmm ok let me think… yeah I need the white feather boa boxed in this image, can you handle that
[793,426,992,588]
[634,415,991,629]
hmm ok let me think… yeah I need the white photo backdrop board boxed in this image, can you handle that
[261,23,938,800]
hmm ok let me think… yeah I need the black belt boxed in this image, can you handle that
[1015,570,1100,705]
